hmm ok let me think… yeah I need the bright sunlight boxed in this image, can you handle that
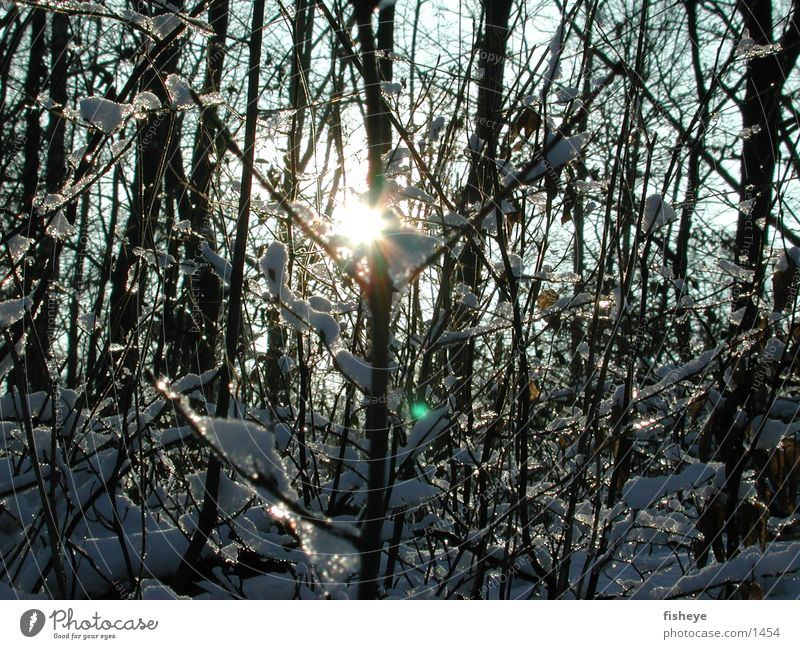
[332,201,387,245]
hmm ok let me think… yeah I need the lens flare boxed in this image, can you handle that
[410,402,430,419]
[332,202,387,245]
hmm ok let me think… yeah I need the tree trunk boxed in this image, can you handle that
[723,0,800,557]
[172,0,265,592]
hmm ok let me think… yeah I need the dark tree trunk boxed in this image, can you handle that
[99,6,181,397]
[25,12,69,392]
[16,9,47,392]
[722,0,800,557]
[179,0,230,376]
[21,9,45,216]
[451,0,513,416]
[376,2,395,154]
[350,0,393,600]
[172,0,265,592]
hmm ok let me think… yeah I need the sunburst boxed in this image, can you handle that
[332,201,388,246]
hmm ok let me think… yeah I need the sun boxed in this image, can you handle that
[332,201,387,246]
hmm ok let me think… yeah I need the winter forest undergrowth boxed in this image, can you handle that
[1,0,800,599]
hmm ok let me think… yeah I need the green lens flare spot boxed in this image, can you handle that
[410,402,429,419]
